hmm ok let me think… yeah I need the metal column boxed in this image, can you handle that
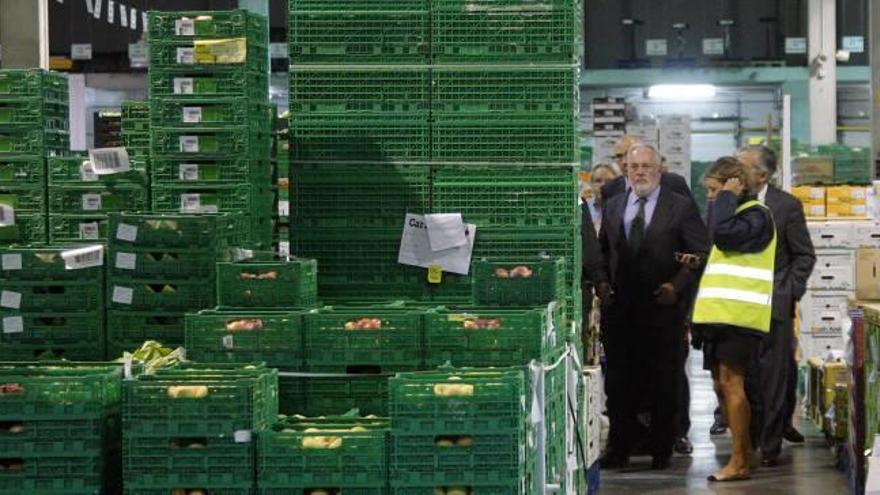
[0,0,49,69]
[870,0,880,175]
[807,0,837,145]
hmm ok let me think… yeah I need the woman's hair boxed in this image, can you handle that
[590,163,619,180]
[705,156,756,195]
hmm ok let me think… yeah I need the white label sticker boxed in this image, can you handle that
[2,316,22,334]
[181,194,201,213]
[182,107,202,123]
[115,252,136,270]
[785,37,807,54]
[222,334,234,350]
[702,38,724,55]
[79,222,100,240]
[89,147,132,175]
[176,47,195,64]
[233,248,255,261]
[278,200,290,217]
[112,286,134,304]
[179,136,199,153]
[1,291,21,309]
[842,36,865,53]
[179,164,199,181]
[646,39,668,56]
[270,43,288,59]
[82,193,102,211]
[0,204,15,227]
[116,223,138,242]
[79,160,99,181]
[278,241,290,257]
[234,430,252,443]
[1,254,21,270]
[173,77,194,95]
[123,354,133,379]
[62,245,104,270]
[71,43,93,60]
[175,17,195,36]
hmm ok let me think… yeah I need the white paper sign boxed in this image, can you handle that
[785,37,807,54]
[179,136,199,153]
[398,214,476,275]
[128,42,148,68]
[79,222,99,240]
[702,38,724,55]
[1,254,21,270]
[82,193,102,211]
[424,213,468,251]
[0,204,14,227]
[270,43,288,59]
[1,291,21,309]
[646,39,668,56]
[842,36,865,53]
[174,77,195,95]
[278,241,290,257]
[175,18,195,36]
[176,47,195,64]
[234,430,252,443]
[116,223,137,242]
[2,316,22,334]
[115,252,136,270]
[89,147,132,175]
[183,107,202,123]
[223,334,234,350]
[278,200,289,217]
[112,286,134,304]
[79,161,99,181]
[71,43,93,60]
[61,245,104,270]
[181,194,202,213]
[179,164,199,181]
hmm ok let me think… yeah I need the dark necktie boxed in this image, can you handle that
[630,197,647,253]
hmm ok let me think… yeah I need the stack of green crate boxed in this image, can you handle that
[0,363,123,494]
[273,113,290,257]
[47,154,149,243]
[817,144,873,184]
[147,10,273,250]
[0,246,105,360]
[0,69,70,245]
[123,362,278,494]
[105,212,241,357]
[121,100,151,171]
[389,367,531,494]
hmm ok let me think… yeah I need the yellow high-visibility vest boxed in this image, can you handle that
[692,200,777,334]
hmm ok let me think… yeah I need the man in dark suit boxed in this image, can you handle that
[601,160,692,202]
[596,144,710,470]
[738,145,816,466]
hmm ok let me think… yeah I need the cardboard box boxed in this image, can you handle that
[858,248,880,300]
[826,185,869,204]
[659,114,691,127]
[808,250,855,290]
[808,221,857,248]
[800,290,852,336]
[827,203,868,218]
[793,156,835,185]
[659,142,690,156]
[793,186,826,202]
[856,222,880,248]
[803,202,827,218]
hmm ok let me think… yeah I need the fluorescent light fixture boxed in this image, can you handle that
[648,84,717,100]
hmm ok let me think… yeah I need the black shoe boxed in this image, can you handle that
[710,419,728,436]
[783,427,805,443]
[651,456,672,470]
[600,452,630,469]
[674,437,693,455]
[760,454,779,467]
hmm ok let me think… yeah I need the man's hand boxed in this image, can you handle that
[597,282,614,306]
[654,283,678,305]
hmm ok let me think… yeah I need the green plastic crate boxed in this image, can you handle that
[0,310,104,345]
[151,184,271,215]
[432,66,577,114]
[105,311,186,357]
[149,40,269,73]
[0,186,45,213]
[48,185,149,214]
[151,98,272,130]
[0,128,68,155]
[0,156,44,186]
[0,415,118,456]
[107,279,216,312]
[300,373,391,417]
[185,310,304,367]
[290,115,429,162]
[151,127,271,157]
[108,212,242,249]
[290,67,429,114]
[216,260,317,308]
[390,485,520,495]
[0,69,68,101]
[48,155,148,185]
[122,100,150,121]
[0,214,47,245]
[108,246,222,280]
[289,0,428,9]
[0,280,103,312]
[0,246,102,281]
[149,69,268,100]
[126,487,250,495]
[0,365,121,419]
[0,454,115,495]
[148,9,268,44]
[48,214,109,243]
[0,98,68,131]
[472,257,567,306]
[123,435,255,477]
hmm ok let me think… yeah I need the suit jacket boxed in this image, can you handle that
[764,185,817,321]
[600,172,691,204]
[597,187,710,326]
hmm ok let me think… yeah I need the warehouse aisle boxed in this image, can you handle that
[599,352,850,495]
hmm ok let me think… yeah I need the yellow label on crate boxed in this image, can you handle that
[194,38,247,64]
[428,264,443,284]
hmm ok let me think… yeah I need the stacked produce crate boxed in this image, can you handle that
[147,10,273,249]
[123,362,278,494]
[0,363,123,494]
[105,213,241,357]
[0,245,105,360]
[0,69,70,244]
[121,100,151,176]
[273,114,290,257]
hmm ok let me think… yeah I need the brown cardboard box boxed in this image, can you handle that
[793,156,834,185]
[826,185,868,204]
[857,248,880,299]
[827,203,868,218]
[793,186,826,202]
[802,201,827,218]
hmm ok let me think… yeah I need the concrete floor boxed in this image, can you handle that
[599,352,851,495]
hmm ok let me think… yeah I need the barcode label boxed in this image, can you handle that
[79,222,99,240]
[79,161,99,181]
[1,254,21,270]
[0,291,21,309]
[2,316,23,334]
[0,204,15,227]
[82,193,102,211]
[278,241,290,257]
[278,200,290,217]
[88,147,131,175]
[180,194,201,213]
[179,164,199,181]
[116,223,138,242]
[173,77,194,95]
[61,245,104,270]
[234,430,252,443]
[115,252,136,270]
[233,248,255,261]
[223,334,234,350]
[177,47,195,64]
[175,17,195,36]
[112,286,134,305]
[179,136,199,153]
[183,107,202,123]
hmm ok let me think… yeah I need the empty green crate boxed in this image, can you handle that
[107,279,215,311]
[151,98,272,129]
[291,116,429,162]
[0,310,103,344]
[149,40,269,73]
[151,157,270,184]
[0,128,68,155]
[216,260,317,308]
[0,69,68,101]
[151,127,271,156]
[0,214,46,245]
[432,66,577,114]
[0,455,111,495]
[49,185,148,214]
[431,115,577,163]
[0,156,44,186]
[0,365,121,419]
[124,475,255,493]
[288,11,429,64]
[258,417,388,489]
[149,70,268,100]
[106,311,186,356]
[48,214,109,243]
[0,99,68,131]
[0,281,103,312]
[301,373,391,417]
[122,100,150,121]
[0,246,102,281]
[0,186,45,213]
[0,416,117,456]
[109,246,221,280]
[48,155,148,185]
[151,185,271,215]
[123,434,255,476]
[472,257,566,306]
[185,310,304,367]
[109,212,242,248]
[290,67,429,114]
[148,9,268,44]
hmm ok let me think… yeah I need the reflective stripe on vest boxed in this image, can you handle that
[691,200,777,334]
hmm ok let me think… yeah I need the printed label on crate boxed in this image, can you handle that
[182,107,202,124]
[1,254,21,270]
[0,290,21,310]
[194,38,247,64]
[232,248,254,261]
[278,241,290,257]
[179,164,199,181]
[61,245,104,270]
[270,43,288,59]
[0,204,14,227]
[175,17,195,36]
[173,77,195,95]
[115,252,136,270]
[179,136,200,153]
[79,222,100,240]
[278,200,289,217]
[82,193,102,211]
[222,334,234,350]
[79,160,99,181]
[112,286,133,304]
[177,47,196,64]
[181,193,202,213]
[233,430,252,443]
[89,147,132,175]
[2,316,22,334]
[116,223,137,242]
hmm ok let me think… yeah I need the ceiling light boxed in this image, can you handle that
[647,84,717,100]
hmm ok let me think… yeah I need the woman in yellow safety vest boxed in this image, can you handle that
[691,156,776,482]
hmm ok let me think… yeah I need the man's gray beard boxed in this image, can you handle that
[633,181,659,198]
